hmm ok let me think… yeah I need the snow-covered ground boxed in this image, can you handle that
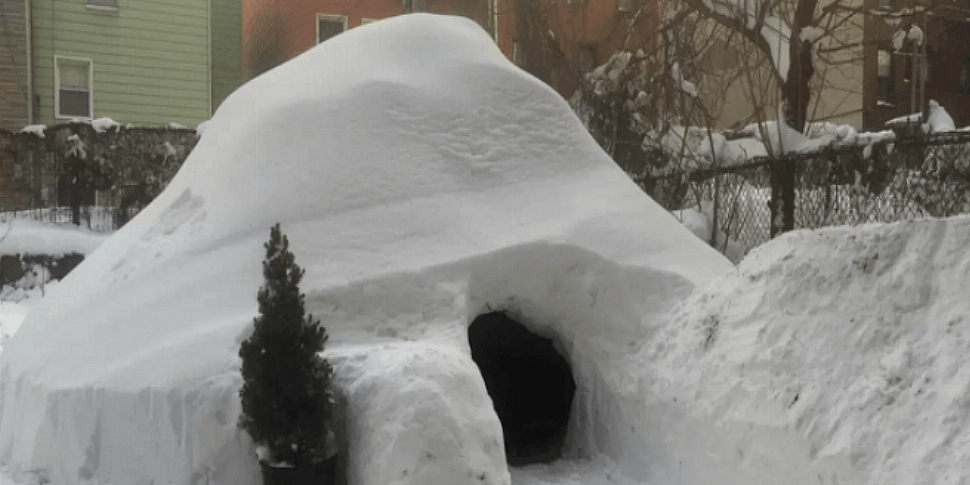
[510,456,642,485]
[0,471,23,485]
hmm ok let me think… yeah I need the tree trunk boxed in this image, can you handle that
[770,0,818,237]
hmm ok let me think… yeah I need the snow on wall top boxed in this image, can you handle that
[3,13,730,388]
[0,218,109,256]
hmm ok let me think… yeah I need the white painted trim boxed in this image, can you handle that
[53,55,94,120]
[315,13,348,44]
[492,0,499,42]
[360,17,380,25]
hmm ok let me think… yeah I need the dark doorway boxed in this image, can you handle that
[468,312,576,466]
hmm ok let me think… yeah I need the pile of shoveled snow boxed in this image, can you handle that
[0,14,731,485]
[635,215,970,485]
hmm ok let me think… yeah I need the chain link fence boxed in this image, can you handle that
[636,132,970,263]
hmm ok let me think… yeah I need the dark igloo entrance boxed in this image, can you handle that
[468,312,576,466]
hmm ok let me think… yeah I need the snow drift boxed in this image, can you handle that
[0,14,731,485]
[639,215,970,485]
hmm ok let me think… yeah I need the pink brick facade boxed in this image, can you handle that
[243,0,657,101]
[243,0,515,80]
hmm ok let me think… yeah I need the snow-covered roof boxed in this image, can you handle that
[0,14,731,485]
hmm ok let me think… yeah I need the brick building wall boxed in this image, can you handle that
[0,0,29,131]
[499,0,659,101]
[863,0,970,129]
[243,0,514,80]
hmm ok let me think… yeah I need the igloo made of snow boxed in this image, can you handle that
[0,14,731,485]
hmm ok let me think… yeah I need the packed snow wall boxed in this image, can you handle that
[316,242,706,483]
[0,14,733,485]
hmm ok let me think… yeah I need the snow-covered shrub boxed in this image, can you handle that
[238,224,335,466]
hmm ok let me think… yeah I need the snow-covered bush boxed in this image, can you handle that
[238,224,335,467]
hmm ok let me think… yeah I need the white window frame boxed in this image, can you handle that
[361,17,380,25]
[316,14,348,44]
[512,40,522,66]
[54,55,94,120]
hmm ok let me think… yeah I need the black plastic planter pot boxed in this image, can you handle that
[260,455,338,485]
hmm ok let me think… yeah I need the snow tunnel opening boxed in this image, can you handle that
[468,311,576,467]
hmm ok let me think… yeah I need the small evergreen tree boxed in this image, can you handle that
[239,223,334,466]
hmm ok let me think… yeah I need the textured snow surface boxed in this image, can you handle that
[0,14,730,485]
[0,470,24,485]
[0,218,109,256]
[510,456,641,485]
[642,215,970,485]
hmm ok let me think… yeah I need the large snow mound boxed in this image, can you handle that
[639,215,970,485]
[0,14,731,485]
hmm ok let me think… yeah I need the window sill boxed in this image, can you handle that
[85,5,119,13]
[56,116,94,122]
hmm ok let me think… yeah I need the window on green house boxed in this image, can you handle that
[56,58,93,119]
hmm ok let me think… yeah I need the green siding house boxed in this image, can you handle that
[26,0,241,128]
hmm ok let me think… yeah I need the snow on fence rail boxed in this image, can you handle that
[636,132,970,262]
[0,121,198,232]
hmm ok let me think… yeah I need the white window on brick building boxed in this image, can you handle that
[878,49,895,105]
[55,57,93,119]
[403,0,427,12]
[512,40,523,66]
[317,14,348,44]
